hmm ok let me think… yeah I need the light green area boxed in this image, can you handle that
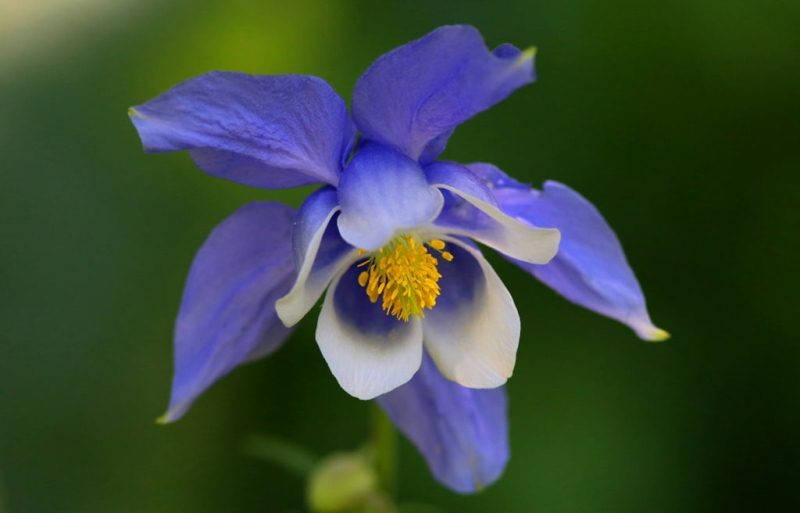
[243,433,319,478]
[307,452,378,512]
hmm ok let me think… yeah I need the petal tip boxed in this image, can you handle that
[645,327,671,343]
[545,227,562,262]
[332,367,416,400]
[519,46,537,63]
[514,47,537,82]
[529,227,561,264]
[155,412,173,425]
[274,297,299,328]
[347,388,382,401]
[331,356,421,400]
[636,324,670,342]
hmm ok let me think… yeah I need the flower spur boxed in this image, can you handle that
[129,25,666,493]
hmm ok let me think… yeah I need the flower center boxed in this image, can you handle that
[357,235,454,322]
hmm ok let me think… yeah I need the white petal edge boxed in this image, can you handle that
[316,273,424,400]
[434,183,561,264]
[422,237,520,389]
[276,205,356,327]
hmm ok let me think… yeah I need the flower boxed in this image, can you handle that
[129,25,666,493]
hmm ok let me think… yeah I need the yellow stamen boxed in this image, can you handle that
[429,239,446,250]
[356,235,453,321]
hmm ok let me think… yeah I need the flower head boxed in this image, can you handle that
[130,25,666,493]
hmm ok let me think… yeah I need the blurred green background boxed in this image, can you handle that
[2,0,799,511]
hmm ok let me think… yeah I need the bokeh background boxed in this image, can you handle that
[2,0,798,511]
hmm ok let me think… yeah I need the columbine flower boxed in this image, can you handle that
[129,25,666,493]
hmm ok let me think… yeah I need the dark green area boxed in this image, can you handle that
[1,0,798,511]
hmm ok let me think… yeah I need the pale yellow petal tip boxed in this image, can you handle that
[127,106,140,118]
[523,46,537,59]
[155,413,172,425]
[516,46,537,65]
[645,327,671,343]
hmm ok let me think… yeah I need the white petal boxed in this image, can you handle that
[423,238,520,388]
[276,191,354,327]
[427,161,560,264]
[316,270,424,400]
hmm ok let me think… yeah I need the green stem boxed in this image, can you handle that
[371,403,397,497]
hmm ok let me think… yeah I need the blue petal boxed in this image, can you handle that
[290,187,341,269]
[337,144,443,250]
[470,164,668,341]
[377,353,509,494]
[276,187,356,327]
[352,25,535,162]
[161,202,296,422]
[467,162,530,190]
[130,72,355,189]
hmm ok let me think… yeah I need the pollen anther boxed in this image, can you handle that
[356,235,453,321]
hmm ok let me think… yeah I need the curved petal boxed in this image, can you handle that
[162,202,296,422]
[426,161,560,264]
[352,25,535,162]
[337,144,443,250]
[129,72,355,188]
[275,188,357,327]
[466,161,530,191]
[316,264,423,400]
[470,163,668,341]
[376,353,509,494]
[422,240,519,388]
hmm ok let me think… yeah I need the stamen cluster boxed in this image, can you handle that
[357,236,454,321]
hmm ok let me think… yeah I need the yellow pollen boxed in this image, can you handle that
[356,235,453,321]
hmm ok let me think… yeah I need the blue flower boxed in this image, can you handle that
[129,25,666,493]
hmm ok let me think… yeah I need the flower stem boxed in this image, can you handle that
[371,403,397,497]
